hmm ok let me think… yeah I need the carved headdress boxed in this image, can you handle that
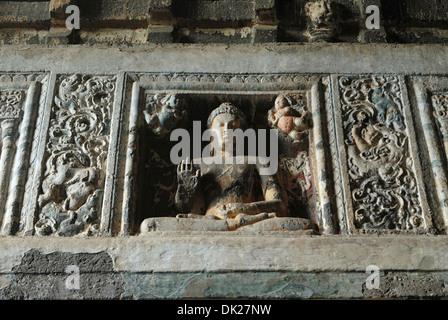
[207,102,248,129]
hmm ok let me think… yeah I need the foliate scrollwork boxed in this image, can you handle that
[431,94,448,160]
[278,152,313,217]
[0,90,24,118]
[432,94,448,123]
[339,76,423,231]
[36,74,116,236]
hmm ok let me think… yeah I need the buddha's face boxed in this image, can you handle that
[210,113,242,154]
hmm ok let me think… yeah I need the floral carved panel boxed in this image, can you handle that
[34,74,116,237]
[336,75,431,233]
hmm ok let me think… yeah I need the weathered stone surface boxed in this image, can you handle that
[174,27,254,43]
[363,272,448,299]
[0,235,448,274]
[0,41,448,299]
[147,26,174,43]
[172,0,258,21]
[121,271,366,299]
[0,236,447,298]
[0,249,124,300]
[0,44,447,74]
[0,0,447,44]
[253,25,278,43]
[0,1,50,26]
[80,0,150,22]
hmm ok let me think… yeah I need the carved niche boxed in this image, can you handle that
[35,75,116,237]
[267,92,315,219]
[120,73,333,235]
[338,76,430,232]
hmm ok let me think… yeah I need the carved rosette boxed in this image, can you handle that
[35,75,116,236]
[339,76,423,231]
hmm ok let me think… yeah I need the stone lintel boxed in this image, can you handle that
[1,235,447,273]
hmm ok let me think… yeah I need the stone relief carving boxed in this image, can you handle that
[0,73,50,236]
[432,94,448,134]
[0,71,446,237]
[141,93,188,219]
[278,151,313,216]
[0,90,24,118]
[267,93,312,142]
[0,90,24,231]
[140,101,315,233]
[268,93,315,219]
[143,93,187,138]
[0,90,24,190]
[339,76,424,231]
[304,0,341,42]
[35,74,116,236]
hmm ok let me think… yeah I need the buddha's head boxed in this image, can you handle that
[207,102,248,154]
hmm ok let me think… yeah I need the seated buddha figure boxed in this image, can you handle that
[140,102,314,233]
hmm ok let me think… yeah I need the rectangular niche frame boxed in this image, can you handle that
[117,73,337,236]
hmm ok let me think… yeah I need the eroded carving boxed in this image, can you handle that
[432,94,448,134]
[267,93,315,219]
[0,90,23,118]
[304,0,341,42]
[339,76,423,231]
[36,75,116,236]
[143,93,187,138]
[267,93,312,142]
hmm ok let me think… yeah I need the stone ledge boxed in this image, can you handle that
[0,43,447,75]
[1,235,447,274]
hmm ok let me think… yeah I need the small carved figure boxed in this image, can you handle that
[140,102,314,232]
[267,94,312,141]
[38,152,99,212]
[304,0,341,42]
[144,93,187,137]
[371,88,405,131]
